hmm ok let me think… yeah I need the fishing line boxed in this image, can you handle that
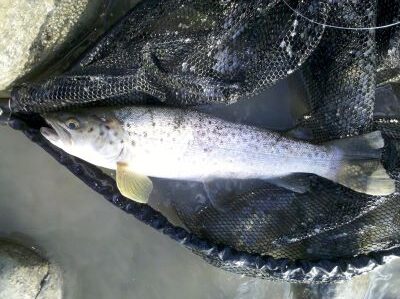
[282,0,400,31]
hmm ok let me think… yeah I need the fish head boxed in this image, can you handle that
[40,109,125,168]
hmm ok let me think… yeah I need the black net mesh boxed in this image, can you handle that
[175,119,400,261]
[7,0,400,282]
[298,24,376,141]
[11,0,327,112]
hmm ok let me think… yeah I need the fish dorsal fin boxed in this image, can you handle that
[116,162,153,203]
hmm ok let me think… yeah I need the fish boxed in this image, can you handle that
[40,106,396,204]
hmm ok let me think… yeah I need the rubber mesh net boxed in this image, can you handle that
[175,118,400,260]
[8,0,400,279]
[11,0,327,112]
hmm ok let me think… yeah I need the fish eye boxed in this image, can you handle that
[65,118,80,130]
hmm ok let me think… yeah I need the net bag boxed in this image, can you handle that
[10,0,327,112]
[6,0,400,283]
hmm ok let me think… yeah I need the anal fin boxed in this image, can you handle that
[267,174,311,194]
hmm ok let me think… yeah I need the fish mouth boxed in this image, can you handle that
[40,126,58,141]
[40,119,71,144]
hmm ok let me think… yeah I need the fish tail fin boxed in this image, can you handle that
[322,131,395,196]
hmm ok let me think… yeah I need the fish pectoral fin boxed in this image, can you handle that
[116,162,153,203]
[266,174,311,194]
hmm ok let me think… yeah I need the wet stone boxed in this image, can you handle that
[0,240,62,299]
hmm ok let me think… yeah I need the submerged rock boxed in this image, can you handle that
[0,240,62,299]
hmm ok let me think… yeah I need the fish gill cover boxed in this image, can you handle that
[7,0,400,282]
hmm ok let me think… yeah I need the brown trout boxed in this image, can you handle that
[40,106,395,203]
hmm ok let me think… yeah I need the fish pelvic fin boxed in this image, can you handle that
[322,131,395,196]
[116,162,153,203]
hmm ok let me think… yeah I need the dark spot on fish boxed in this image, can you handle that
[109,141,114,145]
[88,127,94,133]
[144,132,147,137]
[114,132,118,137]
[120,140,124,144]
[152,122,156,127]
[105,125,110,130]
[208,121,212,125]
[131,141,136,146]
[127,123,131,128]
[100,131,104,136]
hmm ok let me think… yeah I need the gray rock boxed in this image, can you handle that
[0,240,62,299]
[0,0,94,91]
[0,0,142,94]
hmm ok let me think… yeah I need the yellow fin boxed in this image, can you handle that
[116,162,153,203]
